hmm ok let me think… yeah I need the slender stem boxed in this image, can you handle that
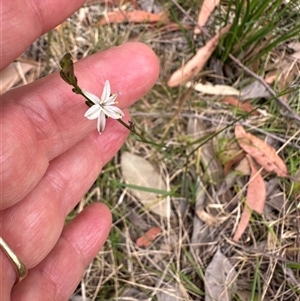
[116,119,165,148]
[117,118,132,132]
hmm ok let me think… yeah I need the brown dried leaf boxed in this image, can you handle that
[264,70,278,85]
[245,155,266,214]
[194,0,220,34]
[187,81,240,96]
[167,24,231,87]
[223,151,245,176]
[235,124,288,177]
[196,208,228,226]
[234,157,250,175]
[263,59,298,102]
[233,205,252,242]
[221,96,259,116]
[98,10,169,25]
[233,155,266,241]
[136,227,162,247]
[159,22,192,33]
[217,139,245,175]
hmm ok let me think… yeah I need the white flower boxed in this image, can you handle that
[83,80,124,133]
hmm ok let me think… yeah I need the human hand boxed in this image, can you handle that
[0,1,159,300]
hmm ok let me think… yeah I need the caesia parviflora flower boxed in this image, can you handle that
[83,80,124,133]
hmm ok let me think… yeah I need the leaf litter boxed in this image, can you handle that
[194,0,220,35]
[98,10,169,25]
[233,155,266,242]
[136,226,162,247]
[167,23,232,87]
[235,124,288,177]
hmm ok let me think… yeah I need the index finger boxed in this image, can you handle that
[1,0,85,70]
[1,42,160,208]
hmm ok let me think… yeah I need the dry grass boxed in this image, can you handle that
[20,0,300,300]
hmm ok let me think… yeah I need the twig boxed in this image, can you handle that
[169,0,300,123]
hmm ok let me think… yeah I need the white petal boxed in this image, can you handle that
[102,106,124,119]
[97,111,106,133]
[103,93,119,106]
[84,104,101,120]
[101,80,111,102]
[82,90,101,104]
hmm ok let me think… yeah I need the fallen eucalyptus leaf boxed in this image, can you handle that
[168,24,231,87]
[221,96,259,116]
[245,155,266,214]
[205,249,237,301]
[121,152,170,218]
[233,155,266,242]
[235,124,288,177]
[136,227,162,247]
[187,81,240,96]
[98,10,169,25]
[194,0,220,34]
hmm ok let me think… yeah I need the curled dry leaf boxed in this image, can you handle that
[233,155,266,242]
[167,24,231,87]
[217,139,245,176]
[136,227,162,247]
[264,59,299,102]
[194,0,220,34]
[264,70,278,85]
[235,124,288,177]
[232,205,252,242]
[223,151,245,176]
[216,157,250,197]
[98,10,169,25]
[196,208,228,226]
[221,96,259,116]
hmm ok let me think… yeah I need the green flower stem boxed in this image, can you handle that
[116,119,163,148]
[59,53,165,147]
